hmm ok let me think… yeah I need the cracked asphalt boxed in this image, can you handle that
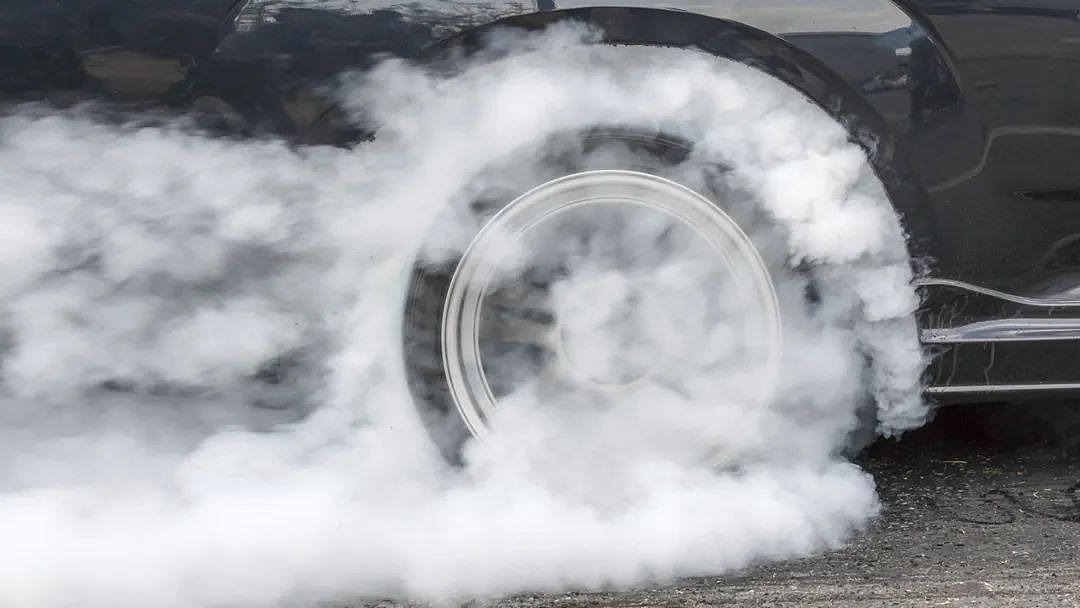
[356,402,1080,607]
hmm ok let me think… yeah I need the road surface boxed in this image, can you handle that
[352,402,1080,607]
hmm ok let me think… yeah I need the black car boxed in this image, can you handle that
[4,0,1080,458]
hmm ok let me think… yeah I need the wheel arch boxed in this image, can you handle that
[420,7,942,269]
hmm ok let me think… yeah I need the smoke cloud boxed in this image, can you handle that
[0,24,927,607]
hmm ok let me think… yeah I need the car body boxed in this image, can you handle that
[3,0,1080,400]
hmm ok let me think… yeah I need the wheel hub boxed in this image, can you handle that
[554,274,658,387]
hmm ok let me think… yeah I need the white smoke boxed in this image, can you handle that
[0,24,927,607]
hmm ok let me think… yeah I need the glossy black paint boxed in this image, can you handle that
[3,0,1080,395]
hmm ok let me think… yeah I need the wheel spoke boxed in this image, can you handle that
[486,312,556,346]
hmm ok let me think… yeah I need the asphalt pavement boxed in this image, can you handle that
[357,402,1080,607]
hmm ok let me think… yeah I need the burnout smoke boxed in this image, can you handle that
[0,24,927,608]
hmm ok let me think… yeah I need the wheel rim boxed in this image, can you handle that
[442,170,782,442]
